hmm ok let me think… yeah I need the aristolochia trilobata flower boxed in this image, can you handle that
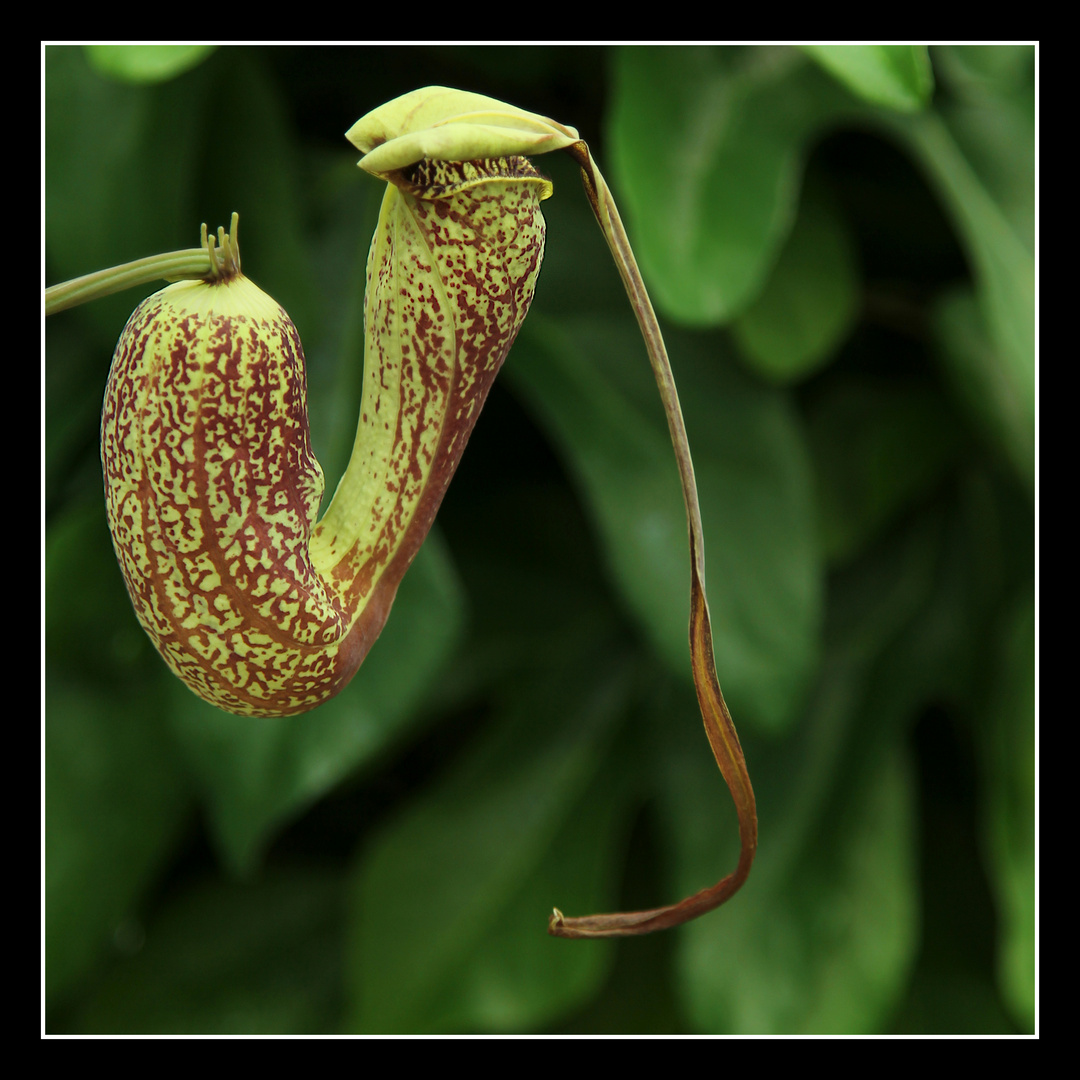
[90,87,756,937]
[102,94,567,716]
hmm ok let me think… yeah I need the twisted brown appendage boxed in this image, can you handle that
[548,142,757,938]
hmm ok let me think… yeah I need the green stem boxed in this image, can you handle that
[548,142,758,939]
[45,248,213,316]
[45,214,241,316]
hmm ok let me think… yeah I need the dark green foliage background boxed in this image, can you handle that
[44,45,1035,1034]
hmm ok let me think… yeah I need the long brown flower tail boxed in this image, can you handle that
[548,142,757,938]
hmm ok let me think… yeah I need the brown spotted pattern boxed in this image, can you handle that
[102,156,548,716]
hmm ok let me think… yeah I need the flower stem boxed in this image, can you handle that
[45,213,241,316]
[45,248,212,316]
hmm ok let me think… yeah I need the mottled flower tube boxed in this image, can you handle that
[103,136,554,716]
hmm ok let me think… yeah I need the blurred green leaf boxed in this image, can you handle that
[933,47,1035,252]
[198,50,321,337]
[932,287,1034,494]
[46,506,195,1005]
[45,46,214,342]
[933,45,1035,99]
[46,502,159,688]
[45,46,317,340]
[46,677,192,1005]
[803,45,934,112]
[680,744,918,1033]
[607,46,858,325]
[84,44,218,84]
[68,867,345,1034]
[806,376,965,565]
[981,588,1035,1030]
[731,179,859,382]
[348,650,635,1033]
[889,112,1034,473]
[661,517,952,1033]
[508,315,820,734]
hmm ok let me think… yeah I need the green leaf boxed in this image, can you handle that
[981,588,1035,1030]
[802,45,934,112]
[731,180,859,383]
[680,743,918,1033]
[347,651,635,1033]
[45,502,158,688]
[659,520,949,1032]
[46,47,318,342]
[508,315,821,734]
[607,46,858,325]
[168,529,466,875]
[889,112,1034,463]
[66,867,346,1034]
[933,285,1032,492]
[933,45,1035,99]
[46,678,192,1005]
[933,47,1035,252]
[45,45,213,341]
[806,376,965,566]
[402,733,635,1033]
[200,50,322,338]
[932,287,1034,494]
[84,44,218,84]
[45,505,194,1004]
